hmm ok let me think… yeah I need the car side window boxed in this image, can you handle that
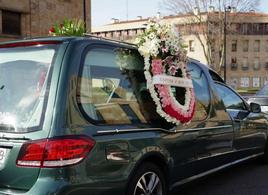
[77,47,174,127]
[188,63,210,121]
[215,83,247,110]
[77,47,144,125]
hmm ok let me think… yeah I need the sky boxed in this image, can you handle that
[92,0,268,27]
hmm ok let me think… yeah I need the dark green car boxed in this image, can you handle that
[0,37,267,195]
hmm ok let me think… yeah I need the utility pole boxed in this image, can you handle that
[126,0,129,21]
[88,0,91,32]
[83,0,92,33]
[223,6,231,83]
[83,0,87,32]
[224,8,227,83]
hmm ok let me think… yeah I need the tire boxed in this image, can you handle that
[126,162,167,195]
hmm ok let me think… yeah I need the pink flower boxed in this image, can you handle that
[152,59,164,75]
[164,56,173,66]
[158,85,170,98]
[162,47,169,53]
[168,65,178,75]
[161,97,171,107]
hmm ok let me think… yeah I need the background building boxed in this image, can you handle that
[92,12,268,91]
[0,0,91,42]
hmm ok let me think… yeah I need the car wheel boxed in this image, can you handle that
[126,162,167,195]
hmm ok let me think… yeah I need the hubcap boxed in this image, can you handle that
[133,171,163,195]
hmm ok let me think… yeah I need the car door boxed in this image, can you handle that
[215,82,267,157]
[187,64,234,174]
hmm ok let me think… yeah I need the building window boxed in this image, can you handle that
[189,40,195,52]
[242,40,249,52]
[113,31,121,39]
[254,57,260,70]
[253,77,260,88]
[240,77,249,88]
[123,30,128,38]
[266,40,268,52]
[265,24,268,33]
[231,40,237,52]
[254,40,260,52]
[253,23,260,33]
[231,57,237,70]
[242,57,248,70]
[242,24,248,34]
[106,32,112,38]
[129,30,137,37]
[265,61,268,70]
[2,10,21,35]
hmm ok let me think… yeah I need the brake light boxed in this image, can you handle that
[16,136,95,168]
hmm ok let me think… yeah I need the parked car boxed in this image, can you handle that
[0,37,267,195]
[246,84,268,113]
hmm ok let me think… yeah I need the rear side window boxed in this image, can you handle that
[0,42,60,132]
[77,47,172,127]
[77,47,210,126]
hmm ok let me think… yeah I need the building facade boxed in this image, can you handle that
[92,12,268,91]
[0,0,91,42]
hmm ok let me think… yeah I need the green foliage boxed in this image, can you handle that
[49,19,85,36]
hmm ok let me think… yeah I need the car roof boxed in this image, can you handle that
[0,35,137,48]
[0,35,223,82]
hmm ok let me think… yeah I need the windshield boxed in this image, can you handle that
[256,84,268,96]
[0,43,60,133]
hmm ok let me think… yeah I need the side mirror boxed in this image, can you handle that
[250,102,261,113]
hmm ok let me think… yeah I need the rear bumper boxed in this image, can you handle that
[0,178,126,195]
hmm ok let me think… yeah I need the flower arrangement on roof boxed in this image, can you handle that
[49,19,85,36]
[135,20,195,125]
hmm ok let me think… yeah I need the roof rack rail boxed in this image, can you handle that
[83,33,137,47]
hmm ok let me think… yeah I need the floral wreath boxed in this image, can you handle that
[136,21,195,125]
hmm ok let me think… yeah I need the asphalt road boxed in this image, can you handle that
[170,160,268,195]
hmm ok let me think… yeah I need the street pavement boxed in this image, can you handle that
[170,160,268,195]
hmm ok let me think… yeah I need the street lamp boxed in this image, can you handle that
[223,6,231,83]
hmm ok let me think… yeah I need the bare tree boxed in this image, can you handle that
[160,0,260,73]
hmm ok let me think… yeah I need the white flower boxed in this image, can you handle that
[149,33,156,40]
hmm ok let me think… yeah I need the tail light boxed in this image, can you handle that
[16,136,95,168]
